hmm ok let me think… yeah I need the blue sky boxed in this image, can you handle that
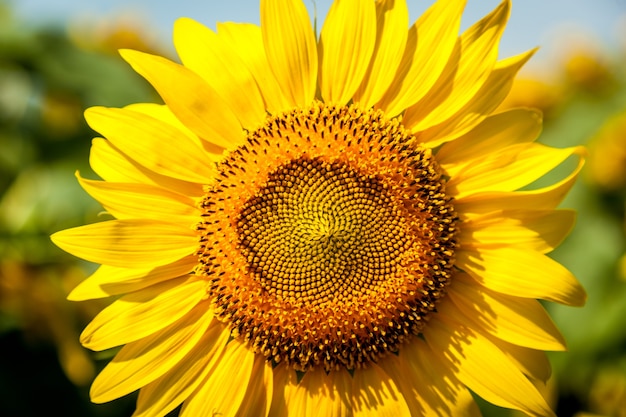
[10,0,626,72]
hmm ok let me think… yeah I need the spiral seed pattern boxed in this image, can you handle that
[238,158,407,307]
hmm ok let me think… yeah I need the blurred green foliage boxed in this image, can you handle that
[0,2,158,416]
[0,1,625,416]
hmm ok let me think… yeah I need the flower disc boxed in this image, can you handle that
[197,102,458,371]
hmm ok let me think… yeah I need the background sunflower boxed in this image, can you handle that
[1,0,625,416]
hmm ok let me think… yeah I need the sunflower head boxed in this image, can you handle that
[52,0,586,416]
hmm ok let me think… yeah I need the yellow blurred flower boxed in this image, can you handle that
[0,260,99,385]
[68,12,162,55]
[40,91,83,138]
[498,76,564,119]
[587,364,626,417]
[586,110,626,191]
[563,48,614,95]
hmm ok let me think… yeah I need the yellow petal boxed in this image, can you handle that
[234,354,274,417]
[88,138,140,183]
[84,106,214,184]
[89,138,204,197]
[119,49,244,149]
[125,102,225,159]
[437,108,542,170]
[51,219,198,268]
[133,321,230,417]
[459,209,577,254]
[377,0,466,117]
[318,0,376,104]
[352,0,408,108]
[67,255,197,301]
[425,315,556,417]
[85,107,222,184]
[261,0,317,107]
[381,353,431,415]
[180,339,255,417]
[448,144,585,199]
[267,365,299,417]
[447,274,566,351]
[403,0,509,129]
[454,154,585,216]
[91,303,213,403]
[286,368,352,417]
[384,341,481,416]
[217,22,291,114]
[77,174,199,223]
[493,338,552,383]
[415,49,536,147]
[410,344,482,417]
[80,276,206,351]
[174,18,267,130]
[457,247,587,306]
[352,363,411,416]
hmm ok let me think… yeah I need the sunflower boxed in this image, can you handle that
[51,0,587,415]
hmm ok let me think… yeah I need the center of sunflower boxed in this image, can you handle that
[238,157,408,308]
[196,102,458,372]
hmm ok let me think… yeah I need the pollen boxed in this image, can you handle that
[196,102,458,372]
